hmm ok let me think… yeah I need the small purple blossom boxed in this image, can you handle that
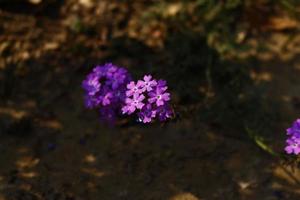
[285,119,300,155]
[140,75,157,92]
[112,68,129,89]
[285,136,300,155]
[82,73,101,96]
[138,104,157,123]
[286,119,300,137]
[102,92,113,106]
[148,87,170,106]
[157,79,167,88]
[125,81,143,97]
[122,93,145,114]
[156,105,173,121]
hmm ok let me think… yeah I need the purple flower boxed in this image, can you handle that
[82,63,131,123]
[157,79,167,87]
[140,75,157,92]
[82,73,101,96]
[285,119,300,155]
[137,104,157,123]
[93,66,106,76]
[285,136,300,155]
[106,65,118,78]
[148,87,170,106]
[102,92,113,106]
[126,81,143,96]
[156,105,173,121]
[286,119,300,137]
[122,93,145,114]
[112,68,129,89]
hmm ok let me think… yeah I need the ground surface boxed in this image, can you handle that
[1,1,300,200]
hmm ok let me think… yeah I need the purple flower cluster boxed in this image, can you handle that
[82,64,174,124]
[82,63,131,122]
[122,75,173,123]
[285,119,300,155]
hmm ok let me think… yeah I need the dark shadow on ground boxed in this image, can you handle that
[0,0,64,17]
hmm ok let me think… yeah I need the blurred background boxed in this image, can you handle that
[1,0,300,199]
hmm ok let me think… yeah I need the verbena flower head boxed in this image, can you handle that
[122,75,174,123]
[82,63,131,123]
[285,119,300,155]
[285,136,300,155]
